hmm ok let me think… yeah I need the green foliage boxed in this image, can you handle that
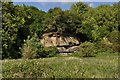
[70,2,90,15]
[2,53,118,78]
[2,2,119,59]
[70,2,91,40]
[91,25,110,41]
[2,2,23,59]
[21,34,57,59]
[38,46,57,58]
[21,34,42,59]
[80,8,95,40]
[108,30,120,44]
[43,7,81,36]
[79,3,118,42]
[26,6,45,36]
[96,38,113,53]
[43,7,63,33]
[79,42,97,57]
[108,30,120,52]
[1,2,119,78]
[2,2,45,59]
[2,59,47,78]
[95,5,118,30]
[95,36,119,53]
[72,42,97,57]
[90,4,118,41]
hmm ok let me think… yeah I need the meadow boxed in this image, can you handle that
[2,52,118,78]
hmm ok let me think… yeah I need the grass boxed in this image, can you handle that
[1,52,118,78]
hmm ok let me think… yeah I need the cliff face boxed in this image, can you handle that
[40,32,80,53]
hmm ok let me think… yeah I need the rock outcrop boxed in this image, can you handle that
[40,32,80,54]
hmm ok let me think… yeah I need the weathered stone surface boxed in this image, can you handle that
[68,46,80,52]
[57,46,80,53]
[40,32,80,53]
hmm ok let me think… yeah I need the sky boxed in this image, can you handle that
[13,2,116,12]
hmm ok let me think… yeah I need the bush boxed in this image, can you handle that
[21,34,42,59]
[38,46,57,58]
[108,30,119,44]
[97,37,120,53]
[79,41,97,57]
[72,42,97,57]
[107,30,120,52]
[21,33,57,59]
[112,43,120,52]
[99,37,113,53]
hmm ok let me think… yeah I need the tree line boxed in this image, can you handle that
[2,2,120,59]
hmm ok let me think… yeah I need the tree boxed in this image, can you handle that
[112,3,119,31]
[70,2,90,15]
[91,4,119,41]
[26,6,46,37]
[2,2,45,59]
[79,7,95,40]
[2,2,25,58]
[43,7,81,36]
[43,7,63,33]
[70,2,92,41]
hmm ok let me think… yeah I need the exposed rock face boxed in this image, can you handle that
[40,32,80,53]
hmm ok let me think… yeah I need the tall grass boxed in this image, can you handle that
[2,52,118,78]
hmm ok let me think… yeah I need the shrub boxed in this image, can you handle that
[108,30,119,44]
[21,33,57,59]
[38,46,57,58]
[79,41,97,57]
[107,30,120,52]
[21,34,42,59]
[99,37,113,53]
[97,36,120,53]
[112,43,120,52]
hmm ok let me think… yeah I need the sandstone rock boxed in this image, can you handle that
[68,46,80,52]
[40,32,80,53]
